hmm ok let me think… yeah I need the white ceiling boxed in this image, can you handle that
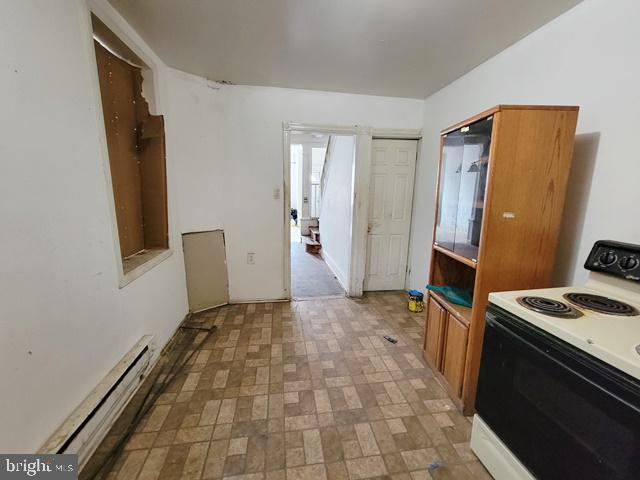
[109,0,582,99]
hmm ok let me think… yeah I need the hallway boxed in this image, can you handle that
[291,227,343,298]
[87,292,488,480]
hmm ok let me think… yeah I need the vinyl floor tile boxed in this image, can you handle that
[85,292,489,479]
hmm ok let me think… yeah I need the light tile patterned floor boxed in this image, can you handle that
[92,292,490,480]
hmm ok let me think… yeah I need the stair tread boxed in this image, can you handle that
[302,237,321,246]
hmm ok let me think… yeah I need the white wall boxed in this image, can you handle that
[0,0,188,452]
[408,0,640,292]
[167,70,424,301]
[319,136,356,288]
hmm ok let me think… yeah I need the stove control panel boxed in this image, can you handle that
[585,240,640,282]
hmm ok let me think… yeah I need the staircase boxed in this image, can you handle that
[303,226,321,254]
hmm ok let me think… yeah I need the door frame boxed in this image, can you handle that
[282,122,421,298]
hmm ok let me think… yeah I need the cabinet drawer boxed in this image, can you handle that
[442,314,469,397]
[424,296,446,369]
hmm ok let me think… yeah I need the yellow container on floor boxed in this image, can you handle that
[408,290,424,313]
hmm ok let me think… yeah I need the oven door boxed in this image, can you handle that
[477,304,640,480]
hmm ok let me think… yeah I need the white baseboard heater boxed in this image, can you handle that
[39,336,153,468]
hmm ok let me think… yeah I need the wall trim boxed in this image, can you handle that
[229,298,290,304]
[283,122,368,297]
[348,132,372,297]
[372,128,422,139]
[404,138,423,289]
[119,249,173,288]
[282,126,292,299]
[284,122,364,135]
[320,250,349,292]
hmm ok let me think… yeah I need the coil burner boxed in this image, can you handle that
[564,293,639,316]
[517,296,583,318]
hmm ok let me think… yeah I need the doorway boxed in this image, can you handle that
[289,132,350,298]
[283,123,421,299]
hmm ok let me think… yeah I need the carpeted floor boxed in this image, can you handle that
[291,235,343,299]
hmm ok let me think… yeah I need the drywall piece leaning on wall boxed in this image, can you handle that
[182,230,230,312]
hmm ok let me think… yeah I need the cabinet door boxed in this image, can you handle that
[434,132,464,251]
[453,116,493,261]
[424,296,446,369]
[442,314,469,397]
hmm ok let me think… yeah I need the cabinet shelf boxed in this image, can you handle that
[428,290,472,326]
[433,244,477,269]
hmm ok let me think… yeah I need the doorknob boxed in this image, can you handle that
[368,223,373,233]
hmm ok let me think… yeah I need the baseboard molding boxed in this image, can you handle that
[191,302,228,314]
[229,298,291,304]
[320,249,348,292]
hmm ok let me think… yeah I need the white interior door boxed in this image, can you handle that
[364,139,417,291]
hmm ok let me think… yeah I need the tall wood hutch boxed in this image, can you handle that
[423,105,579,414]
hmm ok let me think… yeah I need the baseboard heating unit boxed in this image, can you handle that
[39,336,153,468]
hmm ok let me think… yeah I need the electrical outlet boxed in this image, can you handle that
[247,252,255,264]
[273,188,280,199]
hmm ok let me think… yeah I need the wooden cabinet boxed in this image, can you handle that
[423,292,470,400]
[422,105,579,414]
[442,314,469,397]
[424,297,446,368]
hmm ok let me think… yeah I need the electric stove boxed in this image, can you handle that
[471,240,640,480]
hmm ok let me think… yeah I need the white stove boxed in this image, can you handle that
[489,276,640,380]
[471,240,640,480]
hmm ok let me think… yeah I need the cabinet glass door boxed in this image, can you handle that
[453,117,492,261]
[435,132,464,251]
